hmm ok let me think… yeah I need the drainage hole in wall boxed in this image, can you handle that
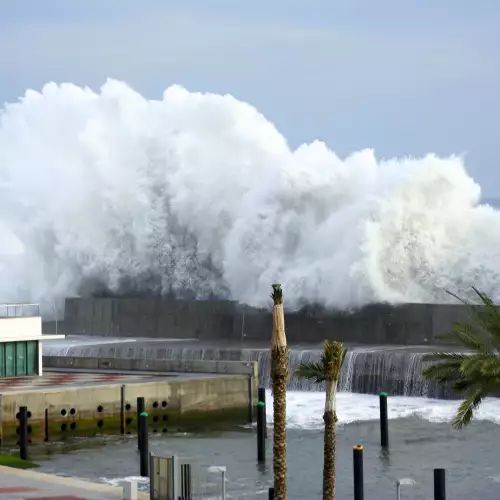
[27,411,32,418]
[125,403,131,411]
[61,423,67,431]
[28,439,32,444]
[70,408,76,415]
[152,428,157,433]
[97,405,103,413]
[162,401,168,408]
[162,428,167,433]
[163,415,168,421]
[126,417,133,425]
[153,416,159,422]
[97,420,104,428]
[15,426,20,435]
[70,422,76,430]
[15,412,20,420]
[27,425,32,434]
[152,401,159,409]
[60,409,67,417]
[44,437,48,442]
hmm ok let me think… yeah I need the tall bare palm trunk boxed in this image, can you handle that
[323,380,337,500]
[271,284,288,500]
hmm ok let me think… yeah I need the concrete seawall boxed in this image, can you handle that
[0,358,258,444]
[43,297,472,344]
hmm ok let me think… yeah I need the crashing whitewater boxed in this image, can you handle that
[1,79,500,313]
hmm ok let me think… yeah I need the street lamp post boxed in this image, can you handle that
[208,465,227,500]
[396,478,416,500]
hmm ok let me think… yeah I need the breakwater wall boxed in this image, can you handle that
[43,297,471,345]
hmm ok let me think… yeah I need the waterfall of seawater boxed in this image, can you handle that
[45,344,454,399]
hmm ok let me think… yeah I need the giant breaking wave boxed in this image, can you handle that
[1,80,499,313]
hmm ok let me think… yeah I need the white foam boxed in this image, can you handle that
[266,390,500,430]
[100,475,149,488]
[1,80,499,314]
[42,336,138,355]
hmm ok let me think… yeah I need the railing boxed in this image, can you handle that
[0,303,40,318]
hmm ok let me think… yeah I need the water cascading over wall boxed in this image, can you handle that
[44,344,455,399]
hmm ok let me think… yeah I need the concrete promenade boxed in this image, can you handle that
[0,465,148,499]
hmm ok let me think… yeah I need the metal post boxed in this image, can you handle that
[257,400,266,463]
[268,487,275,499]
[353,445,364,500]
[379,392,389,448]
[172,455,179,500]
[149,453,155,500]
[139,412,149,477]
[120,385,126,434]
[44,408,49,442]
[19,406,28,460]
[221,468,226,500]
[258,387,267,438]
[137,396,145,450]
[434,469,446,500]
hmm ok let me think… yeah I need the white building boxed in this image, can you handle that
[0,303,65,377]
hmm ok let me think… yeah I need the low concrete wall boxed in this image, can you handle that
[43,355,256,376]
[0,369,255,444]
[54,297,473,344]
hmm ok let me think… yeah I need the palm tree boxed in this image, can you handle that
[296,340,346,500]
[271,284,288,500]
[423,287,500,428]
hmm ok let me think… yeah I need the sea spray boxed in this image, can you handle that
[1,80,500,315]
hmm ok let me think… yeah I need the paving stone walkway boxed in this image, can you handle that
[0,466,148,500]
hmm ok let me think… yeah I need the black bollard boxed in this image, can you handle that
[353,445,364,500]
[44,408,49,442]
[19,406,28,460]
[137,396,145,450]
[379,392,389,448]
[258,387,268,439]
[139,411,149,477]
[434,468,446,500]
[120,385,126,434]
[257,400,266,463]
[268,486,275,499]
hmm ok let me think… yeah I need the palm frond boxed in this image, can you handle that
[437,322,490,353]
[452,388,486,429]
[448,288,500,352]
[459,354,499,377]
[422,361,465,383]
[295,361,325,384]
[296,340,346,386]
[422,352,469,363]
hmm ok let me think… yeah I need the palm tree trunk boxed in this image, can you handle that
[323,380,337,500]
[271,285,288,500]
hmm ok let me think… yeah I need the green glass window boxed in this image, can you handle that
[16,341,27,376]
[5,342,15,377]
[0,344,4,377]
[26,341,38,376]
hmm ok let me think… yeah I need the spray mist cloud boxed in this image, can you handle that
[0,80,499,314]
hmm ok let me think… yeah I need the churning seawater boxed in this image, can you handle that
[33,391,500,500]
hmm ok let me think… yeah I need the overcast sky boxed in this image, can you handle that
[1,0,499,195]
